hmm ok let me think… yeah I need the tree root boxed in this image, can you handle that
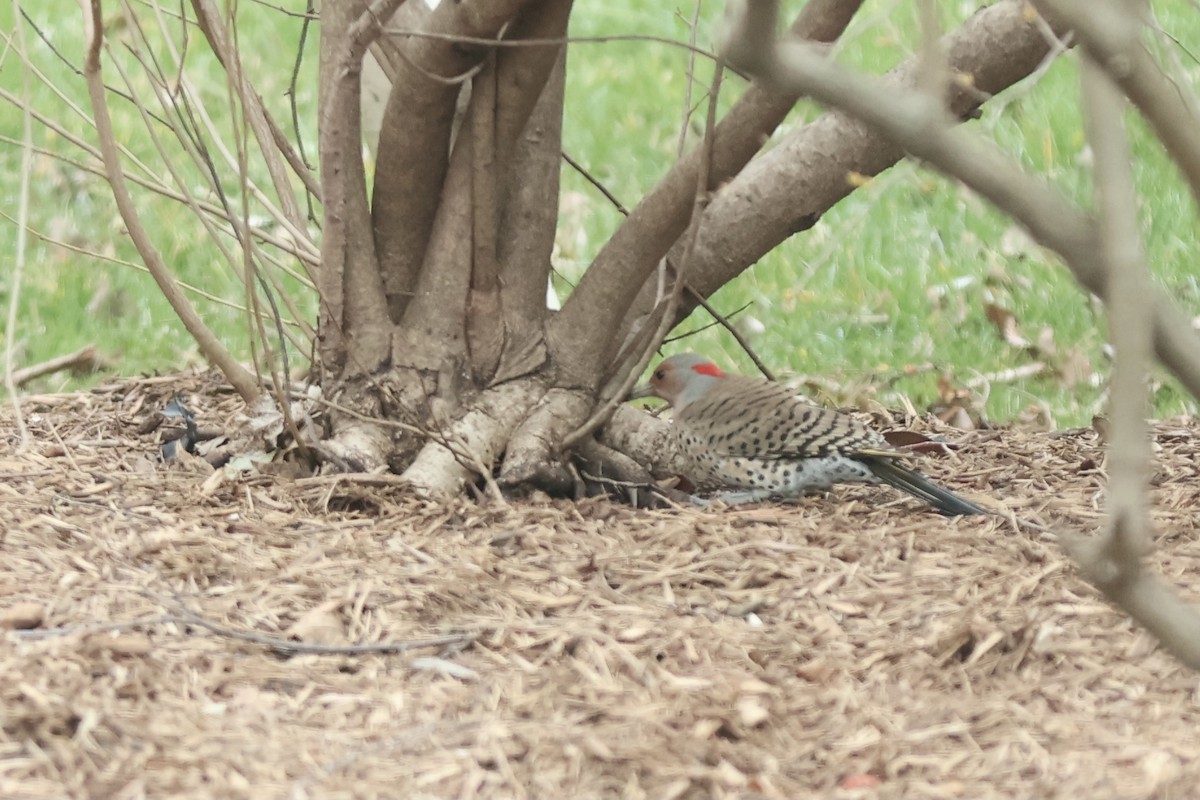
[498,387,593,489]
[400,378,542,499]
[598,405,689,479]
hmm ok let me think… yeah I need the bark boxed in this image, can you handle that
[317,0,398,374]
[371,0,530,323]
[388,0,570,376]
[493,49,566,385]
[400,378,545,498]
[489,5,572,383]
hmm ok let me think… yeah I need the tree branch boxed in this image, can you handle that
[82,0,260,403]
[1061,12,1200,672]
[1082,42,1151,556]
[547,0,864,388]
[673,0,1062,317]
[719,0,1200,403]
[725,0,1200,673]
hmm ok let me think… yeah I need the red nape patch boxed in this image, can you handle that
[691,362,725,378]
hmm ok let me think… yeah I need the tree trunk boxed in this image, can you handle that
[314,0,1077,499]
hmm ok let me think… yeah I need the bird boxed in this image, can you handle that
[631,352,986,515]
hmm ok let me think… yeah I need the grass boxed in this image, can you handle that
[2,1,1198,427]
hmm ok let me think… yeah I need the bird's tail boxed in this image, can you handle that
[863,456,987,516]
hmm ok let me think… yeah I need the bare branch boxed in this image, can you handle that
[82,0,260,403]
[4,3,33,448]
[670,0,1062,320]
[1065,519,1200,670]
[561,59,726,450]
[725,0,1200,673]
[719,0,1200,403]
[12,345,108,388]
[1082,47,1152,554]
[1063,22,1200,671]
[548,0,865,387]
[191,0,308,235]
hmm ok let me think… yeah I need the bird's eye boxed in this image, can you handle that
[654,369,665,381]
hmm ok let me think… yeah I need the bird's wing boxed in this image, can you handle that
[681,377,903,461]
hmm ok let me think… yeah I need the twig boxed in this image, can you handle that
[383,27,726,64]
[962,362,1046,389]
[684,284,776,381]
[12,345,107,387]
[81,0,261,403]
[12,615,192,640]
[676,0,704,159]
[561,150,629,215]
[15,609,478,658]
[560,150,774,380]
[4,0,33,449]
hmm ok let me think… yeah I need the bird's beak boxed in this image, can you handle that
[628,383,656,401]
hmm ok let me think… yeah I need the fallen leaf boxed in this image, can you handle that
[983,302,1031,348]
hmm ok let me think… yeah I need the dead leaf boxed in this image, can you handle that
[1059,347,1095,389]
[1036,327,1056,356]
[983,302,1031,348]
[883,430,933,448]
[882,431,962,454]
[999,224,1037,259]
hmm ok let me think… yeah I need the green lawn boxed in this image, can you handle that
[2,1,1198,427]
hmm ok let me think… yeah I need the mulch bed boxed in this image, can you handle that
[2,374,1199,799]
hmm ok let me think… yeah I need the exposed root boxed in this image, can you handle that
[598,405,689,479]
[498,387,593,489]
[400,378,542,499]
[315,418,392,472]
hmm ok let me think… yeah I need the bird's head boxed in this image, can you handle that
[630,352,726,412]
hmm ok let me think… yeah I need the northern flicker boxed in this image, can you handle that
[633,352,985,515]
